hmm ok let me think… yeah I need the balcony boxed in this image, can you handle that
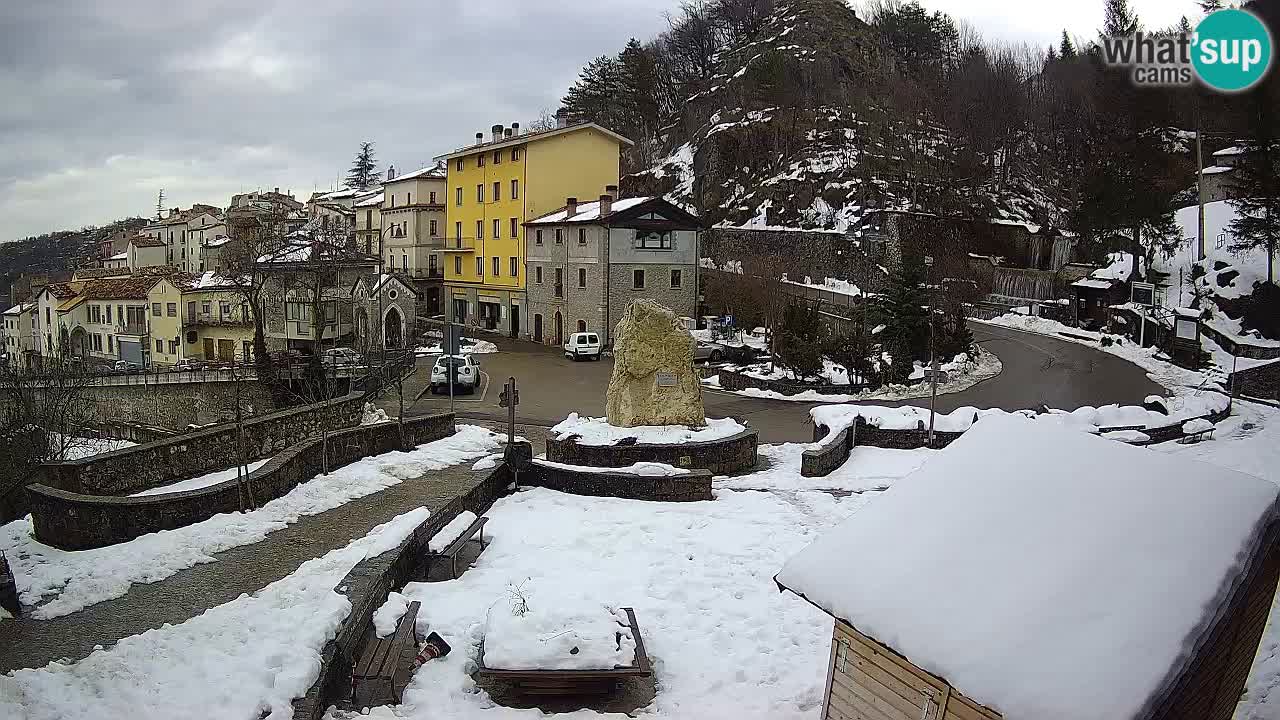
[441,238,476,252]
[117,322,149,337]
[185,312,253,329]
[411,267,445,280]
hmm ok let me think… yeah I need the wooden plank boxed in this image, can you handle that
[442,517,488,558]
[830,667,916,720]
[837,621,948,694]
[623,608,652,674]
[827,678,903,720]
[821,627,839,720]
[842,637,937,714]
[943,691,1002,720]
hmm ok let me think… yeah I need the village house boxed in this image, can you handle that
[179,272,255,363]
[351,274,417,351]
[524,194,700,347]
[2,302,34,370]
[380,163,448,316]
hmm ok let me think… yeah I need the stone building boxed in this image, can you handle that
[524,194,700,347]
[256,236,378,354]
[379,163,448,316]
[352,274,418,351]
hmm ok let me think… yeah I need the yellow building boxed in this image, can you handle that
[438,120,632,336]
[179,273,255,363]
[146,277,186,366]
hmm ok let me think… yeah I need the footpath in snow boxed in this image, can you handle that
[0,426,503,619]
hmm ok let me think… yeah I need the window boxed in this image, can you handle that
[406,192,411,205]
[511,179,519,199]
[152,303,161,316]
[107,335,113,353]
[390,194,395,207]
[512,148,521,161]
[456,159,463,171]
[155,339,163,353]
[493,218,501,239]
[477,154,485,167]
[220,302,231,318]
[510,217,518,238]
[202,301,211,315]
[578,268,587,288]
[429,219,438,236]
[492,256,500,277]
[168,340,177,355]
[117,305,123,324]
[455,187,463,206]
[454,256,462,274]
[633,269,645,289]
[476,257,484,277]
[401,254,408,269]
[535,266,543,284]
[510,257,518,277]
[493,181,500,202]
[476,184,484,202]
[106,305,112,323]
[555,228,563,244]
[476,220,484,240]
[671,269,683,288]
[535,229,543,245]
[493,150,502,164]
[635,231,673,249]
[455,221,462,241]
[389,254,396,270]
[166,302,177,317]
[578,228,587,245]
[554,268,563,296]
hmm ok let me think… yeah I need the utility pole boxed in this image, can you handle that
[156,189,165,221]
[925,256,937,448]
[1196,126,1207,262]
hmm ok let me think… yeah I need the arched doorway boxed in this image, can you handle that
[355,308,369,348]
[383,306,403,349]
[533,314,543,343]
[577,319,587,334]
[68,326,89,359]
[553,312,563,346]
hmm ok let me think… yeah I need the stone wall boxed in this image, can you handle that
[2,393,365,523]
[77,379,276,430]
[1202,321,1280,361]
[524,462,713,502]
[545,428,758,475]
[291,464,514,720]
[718,367,880,396]
[0,553,18,618]
[1232,361,1280,401]
[801,424,854,477]
[26,413,455,550]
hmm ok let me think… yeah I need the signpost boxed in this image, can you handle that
[924,255,937,447]
[1132,282,1157,347]
[499,376,519,446]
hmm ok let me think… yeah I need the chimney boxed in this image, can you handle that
[512,122,520,135]
[491,124,503,142]
[274,187,280,194]
[476,132,484,144]
[504,127,513,138]
[565,197,578,218]
[605,184,618,200]
[555,108,569,128]
[599,194,612,217]
[387,165,396,181]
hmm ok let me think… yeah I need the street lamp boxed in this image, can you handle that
[925,255,938,448]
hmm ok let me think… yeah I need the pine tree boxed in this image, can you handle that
[345,142,381,190]
[1046,45,1059,63]
[1229,95,1280,285]
[882,252,929,384]
[775,301,828,380]
[1059,30,1077,58]
[1102,0,1139,37]
[1199,0,1224,15]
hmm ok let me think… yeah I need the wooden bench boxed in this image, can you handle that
[476,607,653,696]
[1179,428,1215,444]
[429,515,488,580]
[351,600,421,708]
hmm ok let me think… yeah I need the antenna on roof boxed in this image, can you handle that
[156,189,165,220]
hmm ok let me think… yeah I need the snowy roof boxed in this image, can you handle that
[1212,146,1245,157]
[2,302,32,316]
[1174,306,1201,319]
[1090,252,1140,281]
[354,192,384,208]
[1200,165,1234,175]
[203,236,231,248]
[108,251,127,260]
[525,197,652,225]
[385,163,447,183]
[776,415,1278,720]
[437,122,634,161]
[1071,278,1114,290]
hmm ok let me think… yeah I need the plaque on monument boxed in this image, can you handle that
[656,371,677,388]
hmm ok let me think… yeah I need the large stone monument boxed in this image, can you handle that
[606,300,706,427]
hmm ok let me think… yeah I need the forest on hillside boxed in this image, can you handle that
[556,0,1279,274]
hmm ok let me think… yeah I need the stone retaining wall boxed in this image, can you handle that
[524,462,713,501]
[718,368,876,396]
[801,424,855,477]
[1232,362,1280,402]
[1201,322,1280,361]
[2,393,366,524]
[0,553,18,618]
[545,428,758,475]
[26,413,455,550]
[291,464,514,720]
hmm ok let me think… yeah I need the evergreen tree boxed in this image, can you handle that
[1059,30,1077,58]
[1046,45,1059,63]
[825,318,881,389]
[882,252,929,384]
[345,142,381,190]
[775,301,827,380]
[1229,94,1280,285]
[1199,0,1224,15]
[1102,0,1139,37]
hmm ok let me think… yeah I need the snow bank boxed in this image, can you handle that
[714,442,932,493]
[1182,418,1214,434]
[777,415,1279,720]
[483,600,636,670]
[551,413,746,446]
[0,508,429,720]
[130,459,271,497]
[534,459,689,476]
[373,591,410,638]
[812,403,1015,435]
[1101,429,1150,443]
[385,486,870,720]
[415,339,499,356]
[428,511,479,553]
[362,403,391,425]
[0,426,502,618]
[47,434,136,461]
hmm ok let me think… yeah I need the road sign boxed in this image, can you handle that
[1132,282,1156,307]
[924,369,949,383]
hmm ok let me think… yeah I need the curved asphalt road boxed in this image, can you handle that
[397,323,1165,444]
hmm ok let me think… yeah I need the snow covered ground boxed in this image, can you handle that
[534,459,690,476]
[482,602,637,671]
[130,459,271,497]
[0,426,503,618]
[551,414,746,445]
[47,434,136,461]
[714,442,933,492]
[415,340,499,356]
[0,508,430,720]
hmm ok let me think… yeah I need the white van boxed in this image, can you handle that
[564,332,602,361]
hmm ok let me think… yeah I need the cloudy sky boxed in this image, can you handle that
[1,0,1196,241]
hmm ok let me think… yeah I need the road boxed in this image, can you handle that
[383,323,1165,444]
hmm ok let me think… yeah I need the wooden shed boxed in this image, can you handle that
[777,414,1280,720]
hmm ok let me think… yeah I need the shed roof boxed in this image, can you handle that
[385,163,447,183]
[80,277,164,300]
[776,414,1278,720]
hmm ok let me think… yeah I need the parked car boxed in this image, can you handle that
[694,341,724,363]
[564,332,603,361]
[321,347,362,367]
[430,354,481,394]
[270,349,305,366]
[172,358,206,371]
[113,360,141,373]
